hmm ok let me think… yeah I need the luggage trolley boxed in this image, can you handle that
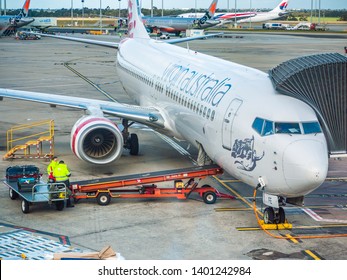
[71,165,234,205]
[3,165,68,214]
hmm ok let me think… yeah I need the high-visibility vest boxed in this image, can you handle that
[53,163,71,182]
[47,160,58,175]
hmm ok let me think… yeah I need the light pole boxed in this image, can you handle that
[234,0,237,28]
[71,0,74,27]
[118,0,121,19]
[100,0,102,33]
[249,0,252,29]
[4,0,6,15]
[318,0,321,24]
[0,0,2,16]
[310,0,313,24]
[82,0,84,26]
[195,0,197,18]
[151,0,153,17]
[161,0,164,17]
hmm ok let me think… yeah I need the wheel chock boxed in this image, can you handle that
[259,220,293,230]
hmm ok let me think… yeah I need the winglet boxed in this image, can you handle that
[197,0,218,26]
[127,0,150,39]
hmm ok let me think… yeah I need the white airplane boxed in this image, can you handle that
[177,0,289,24]
[0,0,328,224]
[238,0,290,23]
[0,0,34,36]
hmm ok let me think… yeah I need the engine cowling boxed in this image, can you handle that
[71,115,124,165]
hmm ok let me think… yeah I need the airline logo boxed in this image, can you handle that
[198,0,218,25]
[23,0,31,16]
[162,63,231,107]
[279,1,288,10]
[209,1,217,15]
[231,136,264,171]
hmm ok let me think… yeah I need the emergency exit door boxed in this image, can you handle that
[222,98,243,150]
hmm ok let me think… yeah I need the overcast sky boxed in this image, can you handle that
[2,0,346,10]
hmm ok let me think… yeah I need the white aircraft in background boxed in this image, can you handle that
[0,0,328,224]
[0,0,34,36]
[238,0,290,23]
[26,17,58,32]
[178,0,289,25]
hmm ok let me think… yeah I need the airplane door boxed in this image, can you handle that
[222,98,243,150]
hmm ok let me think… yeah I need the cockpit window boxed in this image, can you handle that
[302,122,322,134]
[253,118,320,136]
[275,122,301,134]
[252,117,264,135]
[263,120,274,136]
[252,118,274,136]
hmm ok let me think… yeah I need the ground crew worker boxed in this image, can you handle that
[47,156,58,182]
[53,160,74,207]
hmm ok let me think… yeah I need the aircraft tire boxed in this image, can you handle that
[263,207,275,224]
[278,207,286,223]
[129,133,139,155]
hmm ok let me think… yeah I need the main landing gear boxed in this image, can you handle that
[122,119,139,155]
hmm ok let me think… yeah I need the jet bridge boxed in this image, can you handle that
[269,52,347,155]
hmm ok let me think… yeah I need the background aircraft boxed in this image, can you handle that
[25,17,57,32]
[238,0,290,23]
[0,0,328,224]
[143,0,220,36]
[178,0,289,25]
[0,0,33,36]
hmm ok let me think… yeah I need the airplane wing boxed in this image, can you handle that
[0,88,165,129]
[27,32,120,49]
[26,31,222,47]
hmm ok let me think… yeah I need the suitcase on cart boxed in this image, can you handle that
[6,165,40,182]
[6,165,41,192]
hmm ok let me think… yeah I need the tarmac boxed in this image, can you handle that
[1,30,347,260]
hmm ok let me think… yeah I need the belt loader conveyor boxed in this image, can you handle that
[71,165,234,205]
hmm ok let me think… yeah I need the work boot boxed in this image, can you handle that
[66,198,74,208]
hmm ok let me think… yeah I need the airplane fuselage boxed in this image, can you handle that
[0,15,34,35]
[117,38,328,198]
[238,12,287,23]
[143,16,220,33]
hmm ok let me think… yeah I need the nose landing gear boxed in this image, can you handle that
[263,206,286,224]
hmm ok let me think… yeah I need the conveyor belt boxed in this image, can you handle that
[72,164,223,193]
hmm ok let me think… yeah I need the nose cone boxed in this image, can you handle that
[283,140,328,196]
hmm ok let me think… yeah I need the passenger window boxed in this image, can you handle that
[252,117,264,135]
[302,122,322,134]
[207,108,211,119]
[211,110,215,121]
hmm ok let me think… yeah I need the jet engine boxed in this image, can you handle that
[71,115,124,165]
